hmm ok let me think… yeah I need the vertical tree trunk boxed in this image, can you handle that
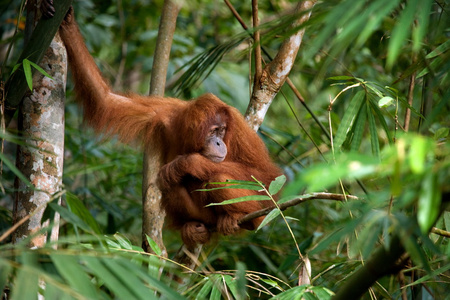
[12,0,66,247]
[142,0,181,255]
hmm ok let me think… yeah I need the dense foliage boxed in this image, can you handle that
[1,0,449,299]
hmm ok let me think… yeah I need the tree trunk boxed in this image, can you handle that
[142,0,181,255]
[12,0,66,248]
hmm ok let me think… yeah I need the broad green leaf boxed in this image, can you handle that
[65,192,102,234]
[206,195,271,206]
[333,90,365,151]
[268,175,286,195]
[418,172,441,233]
[51,254,99,299]
[387,0,419,68]
[22,59,33,91]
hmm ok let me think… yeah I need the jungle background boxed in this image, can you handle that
[0,0,449,299]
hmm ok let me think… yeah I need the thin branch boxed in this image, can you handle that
[252,0,262,86]
[238,192,357,224]
[431,227,450,238]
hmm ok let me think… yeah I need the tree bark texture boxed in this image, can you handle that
[4,0,72,127]
[142,0,181,255]
[245,0,315,130]
[12,1,67,247]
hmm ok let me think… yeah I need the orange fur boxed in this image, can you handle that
[58,8,282,247]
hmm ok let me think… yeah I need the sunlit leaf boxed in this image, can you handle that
[22,59,33,91]
[146,235,162,256]
[418,172,441,233]
[378,96,394,107]
[28,60,54,80]
[269,175,286,195]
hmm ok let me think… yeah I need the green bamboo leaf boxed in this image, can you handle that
[366,103,380,158]
[125,260,185,300]
[235,262,247,300]
[256,208,280,231]
[418,172,441,233]
[196,184,262,192]
[0,262,11,299]
[65,192,102,234]
[327,76,355,81]
[48,202,92,233]
[356,0,401,46]
[102,258,154,300]
[51,254,99,299]
[196,278,213,300]
[10,252,39,300]
[146,235,162,256]
[210,285,221,300]
[206,195,271,206]
[223,274,240,300]
[387,0,419,69]
[333,90,365,151]
[412,0,432,52]
[350,102,367,151]
[408,135,431,174]
[28,60,54,80]
[113,233,133,250]
[22,59,33,91]
[378,96,395,107]
[0,152,32,188]
[370,100,393,143]
[83,256,137,300]
[268,175,286,195]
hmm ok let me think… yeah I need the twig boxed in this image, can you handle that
[239,192,357,224]
[252,0,262,86]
